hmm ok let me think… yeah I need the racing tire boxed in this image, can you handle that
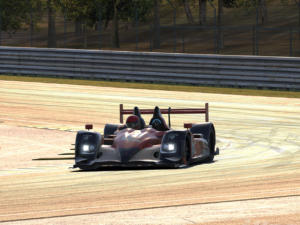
[182,139,191,167]
[173,138,191,169]
[104,124,120,138]
[190,123,216,162]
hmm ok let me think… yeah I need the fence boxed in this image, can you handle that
[0,2,300,57]
[0,46,300,90]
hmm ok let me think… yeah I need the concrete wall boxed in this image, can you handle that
[1,46,300,90]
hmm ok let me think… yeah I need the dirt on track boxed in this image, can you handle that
[0,80,300,225]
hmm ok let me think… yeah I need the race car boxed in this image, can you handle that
[73,103,218,170]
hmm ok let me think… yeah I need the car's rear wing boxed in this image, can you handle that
[119,103,209,126]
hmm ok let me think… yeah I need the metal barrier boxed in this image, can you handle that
[0,46,300,90]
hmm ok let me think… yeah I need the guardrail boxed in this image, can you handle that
[0,46,300,90]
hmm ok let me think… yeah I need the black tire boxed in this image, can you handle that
[182,138,191,166]
[172,137,191,169]
[104,124,120,138]
[190,123,216,162]
[206,129,216,162]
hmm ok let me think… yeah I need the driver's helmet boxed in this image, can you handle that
[126,115,141,130]
[151,118,162,130]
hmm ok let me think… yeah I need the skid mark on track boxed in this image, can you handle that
[20,125,77,132]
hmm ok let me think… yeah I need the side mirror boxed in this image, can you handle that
[184,123,193,129]
[85,124,93,130]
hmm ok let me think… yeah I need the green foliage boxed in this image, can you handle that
[223,0,239,8]
[230,0,259,8]
[120,0,154,23]
[0,0,43,32]
[222,0,259,8]
[58,0,153,27]
[280,0,289,5]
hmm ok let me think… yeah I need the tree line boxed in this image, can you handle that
[0,0,277,48]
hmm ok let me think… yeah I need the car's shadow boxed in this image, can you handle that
[72,160,218,172]
[33,157,74,161]
[72,167,163,172]
[32,151,217,172]
[32,152,74,161]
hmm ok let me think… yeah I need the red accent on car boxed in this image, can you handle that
[85,124,93,130]
[112,128,165,150]
[184,123,193,129]
[126,115,139,123]
[155,131,165,137]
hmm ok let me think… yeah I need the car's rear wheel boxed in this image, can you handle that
[206,129,216,162]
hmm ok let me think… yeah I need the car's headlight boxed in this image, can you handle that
[82,145,89,152]
[162,143,177,152]
[80,144,96,154]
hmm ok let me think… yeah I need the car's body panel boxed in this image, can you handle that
[113,128,164,150]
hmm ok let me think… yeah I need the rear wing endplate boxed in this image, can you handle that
[119,103,209,124]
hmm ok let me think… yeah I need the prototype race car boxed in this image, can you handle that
[74,103,218,170]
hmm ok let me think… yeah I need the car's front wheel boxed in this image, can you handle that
[182,139,191,166]
[190,123,216,162]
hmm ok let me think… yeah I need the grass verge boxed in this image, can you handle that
[0,74,299,98]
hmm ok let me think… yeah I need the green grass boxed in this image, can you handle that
[1,74,299,99]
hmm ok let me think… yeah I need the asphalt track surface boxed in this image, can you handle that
[0,80,299,225]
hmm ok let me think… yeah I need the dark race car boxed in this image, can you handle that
[73,103,219,170]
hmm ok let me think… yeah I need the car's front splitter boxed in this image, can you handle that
[74,159,181,170]
[74,144,183,170]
